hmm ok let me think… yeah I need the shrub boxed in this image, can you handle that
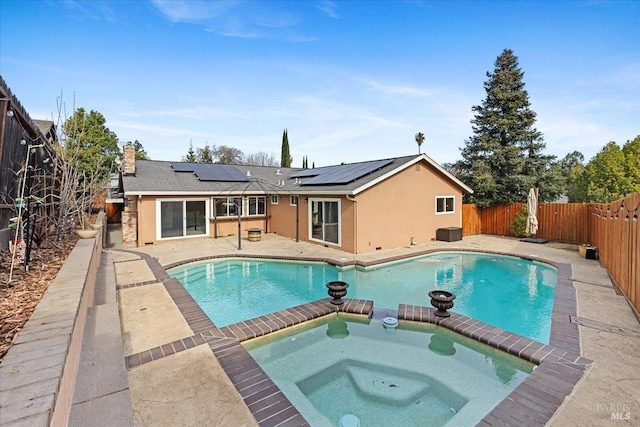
[509,207,531,238]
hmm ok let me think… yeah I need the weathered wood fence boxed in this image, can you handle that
[463,193,640,319]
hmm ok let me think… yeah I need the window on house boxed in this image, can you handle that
[310,199,340,245]
[213,197,243,217]
[436,196,455,214]
[290,195,298,206]
[247,197,266,216]
[270,195,279,204]
[158,199,208,239]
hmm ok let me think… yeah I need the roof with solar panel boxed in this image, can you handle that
[122,154,472,195]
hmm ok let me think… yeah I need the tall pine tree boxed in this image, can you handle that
[280,129,292,167]
[455,49,562,207]
[184,141,197,162]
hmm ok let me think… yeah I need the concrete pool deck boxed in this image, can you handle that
[109,230,640,426]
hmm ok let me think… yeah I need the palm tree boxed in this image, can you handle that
[415,132,425,154]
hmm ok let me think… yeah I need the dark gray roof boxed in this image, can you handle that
[123,154,472,196]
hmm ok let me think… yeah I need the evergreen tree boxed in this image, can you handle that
[184,141,197,162]
[455,49,561,207]
[132,140,150,160]
[63,107,119,184]
[197,144,214,163]
[280,129,292,168]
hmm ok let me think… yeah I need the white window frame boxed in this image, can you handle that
[290,195,298,206]
[247,196,266,216]
[309,198,341,247]
[212,197,243,218]
[270,195,279,204]
[435,195,455,215]
[156,198,209,241]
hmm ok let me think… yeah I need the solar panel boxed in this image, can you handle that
[170,163,248,181]
[171,163,196,172]
[193,164,249,182]
[290,168,323,178]
[301,159,394,185]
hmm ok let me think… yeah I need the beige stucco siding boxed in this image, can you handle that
[138,196,156,245]
[128,159,466,252]
[268,196,305,240]
[135,196,266,247]
[353,161,463,253]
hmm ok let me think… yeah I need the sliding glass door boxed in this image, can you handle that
[158,199,208,239]
[310,199,340,245]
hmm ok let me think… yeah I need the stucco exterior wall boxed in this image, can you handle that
[128,160,466,252]
[269,196,306,241]
[352,160,463,253]
[136,196,267,247]
[137,196,156,246]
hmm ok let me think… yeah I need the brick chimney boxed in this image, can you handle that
[123,142,135,175]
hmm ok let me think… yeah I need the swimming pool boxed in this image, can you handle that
[245,315,533,427]
[168,251,557,342]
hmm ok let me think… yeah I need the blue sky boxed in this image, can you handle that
[1,1,638,167]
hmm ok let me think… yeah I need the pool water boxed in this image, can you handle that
[168,252,557,342]
[245,315,533,427]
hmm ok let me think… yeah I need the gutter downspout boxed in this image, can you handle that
[346,194,357,253]
[296,201,299,242]
[137,195,142,247]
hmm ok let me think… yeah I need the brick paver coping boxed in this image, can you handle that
[118,250,590,427]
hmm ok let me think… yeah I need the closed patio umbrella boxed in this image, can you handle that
[526,188,539,236]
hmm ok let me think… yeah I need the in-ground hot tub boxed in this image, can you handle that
[245,315,533,427]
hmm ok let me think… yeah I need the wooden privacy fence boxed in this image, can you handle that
[462,193,640,319]
[589,193,639,319]
[462,202,590,243]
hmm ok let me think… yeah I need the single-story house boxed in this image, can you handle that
[119,143,472,254]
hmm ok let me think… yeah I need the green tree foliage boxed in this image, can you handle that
[622,135,640,191]
[455,49,562,207]
[184,143,245,164]
[131,140,150,160]
[560,151,587,202]
[583,139,639,202]
[415,132,425,154]
[196,144,214,163]
[509,207,530,238]
[63,108,119,184]
[281,129,292,168]
[184,141,197,162]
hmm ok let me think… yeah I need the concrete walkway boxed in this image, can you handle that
[108,230,640,425]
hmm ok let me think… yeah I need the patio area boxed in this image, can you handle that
[108,228,639,426]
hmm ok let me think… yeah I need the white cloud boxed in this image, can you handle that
[354,76,433,98]
[316,1,340,19]
[60,0,118,22]
[151,0,313,40]
[150,0,240,22]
